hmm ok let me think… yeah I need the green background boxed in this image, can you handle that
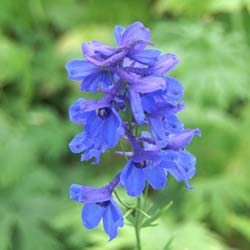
[0,0,250,249]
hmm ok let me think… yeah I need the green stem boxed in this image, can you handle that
[114,190,133,209]
[135,197,142,250]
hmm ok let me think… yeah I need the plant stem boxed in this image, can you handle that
[135,197,142,250]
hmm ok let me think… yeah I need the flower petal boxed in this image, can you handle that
[85,112,105,138]
[130,49,161,65]
[65,60,98,80]
[165,76,184,103]
[102,199,123,241]
[120,21,150,48]
[143,166,167,190]
[82,203,104,229]
[166,129,201,150]
[130,76,166,93]
[149,53,179,75]
[69,132,91,153]
[164,115,184,133]
[129,89,145,125]
[114,25,125,45]
[69,98,90,124]
[148,116,168,148]
[121,162,146,197]
[80,71,112,92]
[70,185,113,203]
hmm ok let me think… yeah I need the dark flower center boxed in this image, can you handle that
[96,108,111,119]
[96,201,110,207]
[133,160,148,168]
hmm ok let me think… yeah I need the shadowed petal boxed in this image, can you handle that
[148,116,168,148]
[164,115,184,133]
[123,163,146,197]
[103,115,119,147]
[82,203,104,229]
[120,160,133,187]
[80,71,112,92]
[85,112,104,138]
[143,166,167,190]
[129,89,145,125]
[165,76,184,103]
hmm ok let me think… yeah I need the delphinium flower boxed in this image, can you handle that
[66,21,201,247]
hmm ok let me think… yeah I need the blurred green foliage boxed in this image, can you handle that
[0,0,250,249]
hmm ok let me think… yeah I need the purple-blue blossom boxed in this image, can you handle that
[66,21,200,241]
[70,174,123,240]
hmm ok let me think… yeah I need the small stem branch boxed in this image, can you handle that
[114,190,133,209]
[135,197,142,250]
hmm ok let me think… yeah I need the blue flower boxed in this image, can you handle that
[159,150,197,190]
[82,22,160,68]
[66,59,114,92]
[69,98,124,160]
[141,93,184,149]
[70,183,124,241]
[166,128,201,150]
[69,131,106,164]
[120,150,166,197]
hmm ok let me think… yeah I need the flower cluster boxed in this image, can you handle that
[66,21,200,241]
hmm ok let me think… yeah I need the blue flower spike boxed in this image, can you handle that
[66,21,200,241]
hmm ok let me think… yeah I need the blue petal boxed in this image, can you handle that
[141,94,157,114]
[122,162,146,197]
[102,199,123,241]
[178,151,196,179]
[110,199,124,228]
[85,112,105,139]
[165,76,184,103]
[131,49,161,65]
[69,132,91,153]
[120,22,150,52]
[69,98,90,124]
[130,76,166,93]
[162,150,196,190]
[82,41,123,67]
[164,115,184,133]
[65,60,98,81]
[129,89,145,125]
[82,203,104,229]
[70,185,113,204]
[143,166,167,190]
[120,160,133,187]
[114,25,125,45]
[70,184,82,202]
[80,98,110,112]
[149,53,179,75]
[80,71,112,92]
[148,116,168,148]
[103,112,120,147]
[166,129,201,150]
[133,150,161,163]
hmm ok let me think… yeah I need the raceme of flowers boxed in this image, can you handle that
[66,21,201,241]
